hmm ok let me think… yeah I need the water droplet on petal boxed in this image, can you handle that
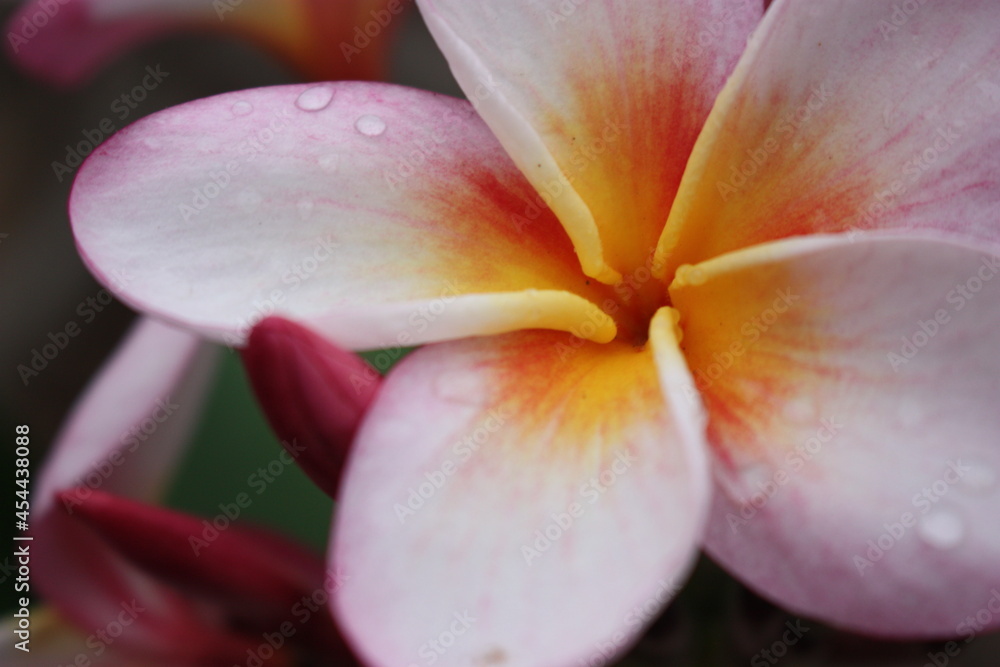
[918,511,964,549]
[319,154,340,172]
[961,461,996,494]
[231,100,254,117]
[355,114,387,137]
[295,85,335,112]
[296,198,314,220]
[434,371,488,406]
[238,189,262,213]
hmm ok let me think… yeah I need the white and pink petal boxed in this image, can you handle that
[31,317,230,660]
[71,83,618,348]
[657,0,1000,276]
[332,318,708,666]
[418,0,763,281]
[669,233,1000,637]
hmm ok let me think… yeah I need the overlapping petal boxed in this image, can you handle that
[32,317,231,660]
[70,82,618,349]
[657,0,1000,277]
[417,0,762,281]
[669,233,1000,637]
[36,319,216,511]
[332,314,708,667]
[56,0,1000,654]
[5,0,403,87]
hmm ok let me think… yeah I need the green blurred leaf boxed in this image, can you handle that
[165,350,333,553]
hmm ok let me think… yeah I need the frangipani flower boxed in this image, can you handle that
[8,317,362,665]
[68,1,1000,666]
[5,0,408,87]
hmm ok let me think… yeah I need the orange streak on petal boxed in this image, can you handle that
[480,332,664,461]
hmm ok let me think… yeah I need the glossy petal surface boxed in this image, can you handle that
[71,83,617,348]
[333,315,708,666]
[670,233,1000,637]
[657,0,1000,276]
[419,0,762,281]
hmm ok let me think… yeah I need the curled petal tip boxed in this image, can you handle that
[242,316,379,499]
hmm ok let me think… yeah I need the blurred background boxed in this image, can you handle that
[0,2,997,665]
